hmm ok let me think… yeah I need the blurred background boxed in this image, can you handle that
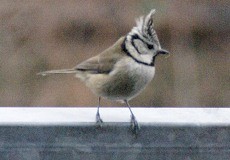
[0,0,229,107]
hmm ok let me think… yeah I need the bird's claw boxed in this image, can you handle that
[96,112,103,127]
[130,115,140,135]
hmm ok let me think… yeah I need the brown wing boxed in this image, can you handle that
[75,37,125,74]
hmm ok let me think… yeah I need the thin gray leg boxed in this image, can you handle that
[96,97,103,126]
[124,100,140,135]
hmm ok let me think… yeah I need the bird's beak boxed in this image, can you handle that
[157,49,169,55]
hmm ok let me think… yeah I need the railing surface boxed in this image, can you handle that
[0,108,229,160]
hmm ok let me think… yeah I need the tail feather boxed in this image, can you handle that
[37,69,76,76]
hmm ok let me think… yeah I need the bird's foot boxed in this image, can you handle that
[96,112,103,127]
[130,114,140,135]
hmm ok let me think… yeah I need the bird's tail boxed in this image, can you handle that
[37,69,77,76]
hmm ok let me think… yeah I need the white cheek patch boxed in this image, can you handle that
[125,32,158,66]
[133,39,149,55]
[133,39,154,64]
[140,54,153,64]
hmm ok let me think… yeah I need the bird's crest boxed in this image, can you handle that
[135,9,160,46]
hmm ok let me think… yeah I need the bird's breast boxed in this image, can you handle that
[99,58,155,100]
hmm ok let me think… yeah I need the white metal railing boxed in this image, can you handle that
[0,108,230,125]
[0,108,230,160]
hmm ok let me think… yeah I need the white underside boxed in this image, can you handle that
[105,58,155,100]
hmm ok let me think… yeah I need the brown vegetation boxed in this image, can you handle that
[0,0,229,107]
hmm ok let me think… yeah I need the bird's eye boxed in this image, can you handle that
[147,44,154,50]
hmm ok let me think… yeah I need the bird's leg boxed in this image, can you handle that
[96,97,103,126]
[124,100,140,135]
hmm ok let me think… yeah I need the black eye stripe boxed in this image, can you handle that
[147,44,154,50]
[131,34,154,48]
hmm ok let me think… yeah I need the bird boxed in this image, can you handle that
[38,9,169,135]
